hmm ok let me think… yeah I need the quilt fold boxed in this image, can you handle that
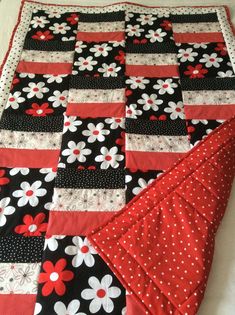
[88,116,235,315]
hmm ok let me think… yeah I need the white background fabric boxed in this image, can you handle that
[0,1,234,314]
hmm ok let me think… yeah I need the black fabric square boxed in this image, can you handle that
[125,76,185,121]
[5,72,69,116]
[177,42,235,79]
[125,12,173,44]
[0,167,55,236]
[0,235,44,263]
[59,117,125,169]
[26,9,79,42]
[35,235,126,314]
[72,41,125,77]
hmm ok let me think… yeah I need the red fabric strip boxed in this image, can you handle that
[77,31,125,42]
[16,61,72,75]
[126,150,186,171]
[0,148,60,168]
[173,32,224,43]
[185,104,235,120]
[66,102,125,117]
[0,294,36,315]
[47,211,117,236]
[126,295,146,315]
[125,64,179,77]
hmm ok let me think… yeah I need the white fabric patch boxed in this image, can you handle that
[68,88,125,103]
[183,90,235,105]
[126,134,191,152]
[173,22,222,33]
[0,262,41,294]
[0,130,62,149]
[21,50,74,63]
[51,187,125,211]
[126,53,178,65]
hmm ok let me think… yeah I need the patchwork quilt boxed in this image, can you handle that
[0,1,235,315]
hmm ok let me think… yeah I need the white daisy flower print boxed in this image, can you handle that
[125,12,134,22]
[81,275,121,313]
[156,12,170,18]
[125,175,132,186]
[12,181,47,207]
[75,41,87,53]
[145,28,167,43]
[126,104,142,119]
[65,236,97,268]
[62,36,76,41]
[0,197,15,227]
[54,299,86,315]
[126,24,144,37]
[217,70,234,78]
[72,70,78,75]
[82,123,110,143]
[43,74,67,84]
[49,22,71,34]
[30,16,49,28]
[23,82,49,99]
[110,40,125,47]
[177,48,198,62]
[74,56,98,71]
[45,11,61,18]
[199,53,223,68]
[9,168,29,176]
[39,168,57,182]
[104,118,125,129]
[164,101,185,120]
[193,43,208,49]
[95,146,124,169]
[137,93,163,111]
[19,73,35,79]
[63,116,82,133]
[136,14,157,26]
[48,90,68,108]
[34,302,42,315]
[191,119,208,125]
[98,63,121,77]
[153,79,178,95]
[44,202,54,211]
[132,178,155,196]
[62,141,91,164]
[126,76,150,89]
[89,43,113,57]
[5,92,25,109]
[44,235,66,251]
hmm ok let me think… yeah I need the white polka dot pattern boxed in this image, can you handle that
[88,117,235,315]
[216,7,235,74]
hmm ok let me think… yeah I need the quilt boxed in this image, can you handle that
[0,1,234,315]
